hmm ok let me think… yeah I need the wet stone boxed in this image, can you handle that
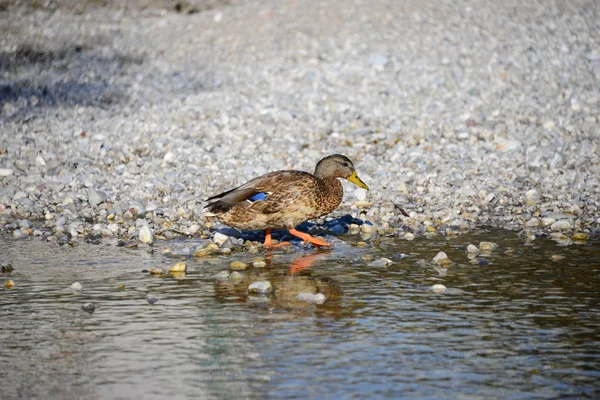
[248,281,273,294]
[466,244,479,254]
[479,242,498,253]
[4,279,15,289]
[149,267,165,275]
[70,281,83,291]
[168,261,187,273]
[551,255,566,262]
[213,271,230,281]
[368,258,393,267]
[229,271,245,284]
[81,302,95,313]
[252,259,267,268]
[230,261,248,270]
[551,220,573,231]
[432,251,451,265]
[146,295,159,304]
[139,225,154,244]
[296,292,327,304]
[431,284,447,293]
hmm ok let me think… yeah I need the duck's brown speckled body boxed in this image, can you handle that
[205,154,369,247]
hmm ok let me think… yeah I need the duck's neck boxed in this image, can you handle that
[319,177,344,214]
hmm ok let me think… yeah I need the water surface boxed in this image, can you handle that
[1,229,599,399]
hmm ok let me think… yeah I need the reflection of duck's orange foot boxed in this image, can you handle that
[288,228,331,247]
[265,242,291,249]
[263,228,291,248]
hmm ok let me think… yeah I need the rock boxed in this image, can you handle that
[466,244,479,253]
[572,233,588,241]
[213,271,230,281]
[252,259,267,268]
[168,261,187,273]
[368,258,393,267]
[431,284,447,293]
[230,261,248,270]
[296,292,327,304]
[194,243,219,257]
[551,220,573,231]
[149,267,165,275]
[541,217,556,227]
[354,188,367,201]
[551,255,565,262]
[354,200,372,208]
[469,258,490,266]
[87,188,106,207]
[432,251,451,265]
[139,225,154,244]
[1,264,14,273]
[146,294,159,304]
[81,302,95,313]
[213,232,230,246]
[4,279,15,289]
[0,168,13,177]
[525,218,540,227]
[248,281,273,294]
[479,242,498,252]
[229,271,245,284]
[403,232,415,240]
[70,281,83,291]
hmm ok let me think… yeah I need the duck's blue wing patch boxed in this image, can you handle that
[248,192,268,202]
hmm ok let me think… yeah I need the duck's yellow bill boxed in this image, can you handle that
[348,171,369,190]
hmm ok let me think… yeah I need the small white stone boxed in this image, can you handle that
[526,218,540,227]
[550,220,573,231]
[541,217,556,227]
[431,284,447,293]
[70,281,83,291]
[248,281,273,294]
[479,242,498,252]
[403,232,415,240]
[36,155,46,166]
[354,188,367,201]
[0,168,13,177]
[139,225,154,244]
[296,292,326,304]
[368,258,393,267]
[432,251,450,264]
[213,232,229,246]
[466,244,479,253]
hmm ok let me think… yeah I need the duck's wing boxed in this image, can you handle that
[205,170,317,214]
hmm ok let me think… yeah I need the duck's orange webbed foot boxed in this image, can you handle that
[288,228,331,247]
[263,228,291,248]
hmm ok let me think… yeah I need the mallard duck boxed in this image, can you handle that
[205,154,369,247]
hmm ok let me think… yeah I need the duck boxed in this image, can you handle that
[204,154,369,247]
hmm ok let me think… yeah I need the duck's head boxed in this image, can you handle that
[314,154,369,190]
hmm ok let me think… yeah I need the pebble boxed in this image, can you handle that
[466,244,479,253]
[431,284,447,293]
[139,225,154,244]
[571,233,588,241]
[146,295,160,304]
[479,242,498,253]
[87,188,106,207]
[403,232,415,240]
[252,259,267,268]
[70,281,83,291]
[525,218,540,227]
[4,279,15,289]
[230,261,248,270]
[432,251,451,265]
[229,271,245,284]
[213,271,230,281]
[168,261,187,273]
[296,292,327,304]
[149,267,165,275]
[194,243,219,257]
[81,302,95,313]
[1,264,14,273]
[551,255,565,262]
[213,232,230,246]
[0,168,13,177]
[248,281,273,294]
[551,220,573,231]
[368,258,393,267]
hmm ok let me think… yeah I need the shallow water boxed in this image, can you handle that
[1,229,599,399]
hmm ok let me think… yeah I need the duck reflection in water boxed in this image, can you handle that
[213,250,344,313]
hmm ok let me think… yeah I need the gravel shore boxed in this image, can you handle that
[1,0,599,244]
